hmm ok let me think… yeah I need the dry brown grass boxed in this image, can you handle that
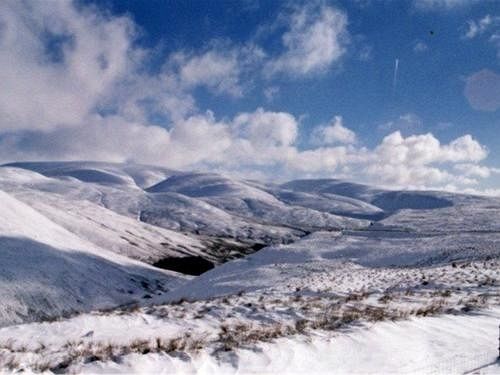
[217,323,294,352]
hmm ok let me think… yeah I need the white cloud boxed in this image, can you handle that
[364,131,487,187]
[374,131,486,166]
[464,15,500,39]
[171,44,265,97]
[98,72,197,125]
[462,15,500,59]
[287,146,351,173]
[453,163,500,178]
[311,116,357,145]
[267,4,349,76]
[0,106,493,192]
[221,118,490,191]
[0,116,172,165]
[443,134,488,162]
[232,108,298,148]
[464,69,500,112]
[177,51,242,96]
[158,112,232,168]
[0,0,136,132]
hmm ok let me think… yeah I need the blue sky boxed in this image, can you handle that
[0,0,499,193]
[93,0,498,129]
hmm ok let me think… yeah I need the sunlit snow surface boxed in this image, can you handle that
[0,162,499,373]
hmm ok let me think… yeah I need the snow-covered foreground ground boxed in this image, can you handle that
[0,162,499,373]
[75,308,500,374]
[0,268,498,373]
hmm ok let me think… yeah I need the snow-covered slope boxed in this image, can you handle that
[2,162,373,254]
[377,193,500,232]
[165,228,500,302]
[161,181,500,302]
[259,184,384,220]
[4,161,176,189]
[147,172,367,231]
[281,178,456,212]
[55,309,500,374]
[0,167,209,263]
[281,178,383,202]
[0,190,187,327]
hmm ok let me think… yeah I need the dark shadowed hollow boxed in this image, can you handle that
[153,256,215,275]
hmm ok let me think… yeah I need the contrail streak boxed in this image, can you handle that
[392,58,399,94]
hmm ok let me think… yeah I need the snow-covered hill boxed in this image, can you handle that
[146,172,366,231]
[0,161,499,374]
[0,190,187,327]
[1,162,373,253]
[0,162,377,326]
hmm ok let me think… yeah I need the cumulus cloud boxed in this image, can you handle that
[311,116,357,145]
[287,146,352,173]
[453,163,500,178]
[365,131,488,187]
[0,116,172,164]
[281,128,489,190]
[0,106,493,191]
[158,112,231,168]
[464,69,500,112]
[228,108,299,169]
[0,0,136,132]
[374,132,487,167]
[267,4,349,76]
[211,115,490,191]
[233,108,298,147]
[0,0,223,168]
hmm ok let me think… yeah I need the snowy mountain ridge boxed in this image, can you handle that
[1,161,499,325]
[0,161,499,373]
